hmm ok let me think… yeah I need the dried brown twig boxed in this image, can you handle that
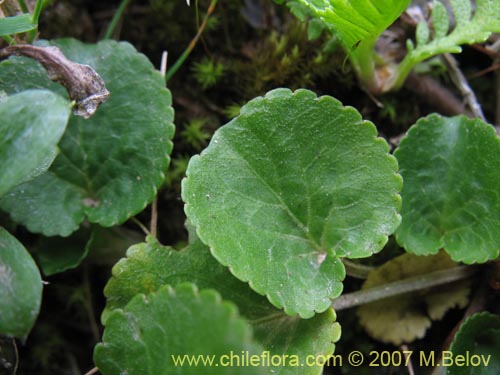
[0,44,109,118]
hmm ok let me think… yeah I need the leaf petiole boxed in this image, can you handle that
[104,0,133,40]
[332,266,476,311]
[26,0,43,43]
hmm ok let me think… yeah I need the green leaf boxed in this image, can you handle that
[307,18,325,40]
[451,0,472,27]
[294,0,409,84]
[416,21,430,46]
[357,252,470,345]
[102,237,340,375]
[182,88,401,317]
[0,227,42,339]
[447,312,500,375]
[395,114,500,264]
[432,1,450,39]
[95,283,265,375]
[287,1,310,22]
[0,14,36,36]
[35,228,90,276]
[400,0,500,82]
[0,38,175,236]
[0,89,71,197]
[295,0,410,50]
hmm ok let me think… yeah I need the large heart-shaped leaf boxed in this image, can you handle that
[0,227,42,339]
[0,89,71,197]
[0,38,175,236]
[395,114,500,264]
[101,237,340,375]
[94,283,264,375]
[182,88,401,317]
[447,312,500,375]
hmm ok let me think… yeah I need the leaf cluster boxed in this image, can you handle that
[281,0,500,93]
[1,2,500,374]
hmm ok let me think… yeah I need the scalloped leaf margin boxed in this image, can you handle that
[395,114,500,264]
[0,38,175,236]
[182,88,402,317]
[94,283,265,375]
[101,237,340,375]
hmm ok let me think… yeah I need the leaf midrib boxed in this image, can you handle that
[224,141,321,249]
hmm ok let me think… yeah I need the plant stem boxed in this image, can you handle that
[104,0,132,40]
[12,338,19,375]
[343,36,380,93]
[402,344,416,375]
[149,51,168,238]
[150,198,158,238]
[332,266,476,311]
[342,259,374,279]
[27,0,43,42]
[131,217,150,236]
[30,0,43,25]
[82,367,99,375]
[83,265,100,343]
[165,0,217,82]
[404,72,467,116]
[441,53,485,120]
[386,53,416,92]
[17,0,29,13]
[2,35,14,44]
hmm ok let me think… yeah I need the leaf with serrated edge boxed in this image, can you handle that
[395,114,500,264]
[0,227,42,339]
[357,252,470,345]
[102,237,340,375]
[295,0,410,50]
[0,38,174,236]
[0,89,71,197]
[447,312,500,375]
[182,88,401,317]
[95,283,265,375]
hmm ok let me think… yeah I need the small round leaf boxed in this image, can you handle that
[182,88,401,317]
[395,114,500,264]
